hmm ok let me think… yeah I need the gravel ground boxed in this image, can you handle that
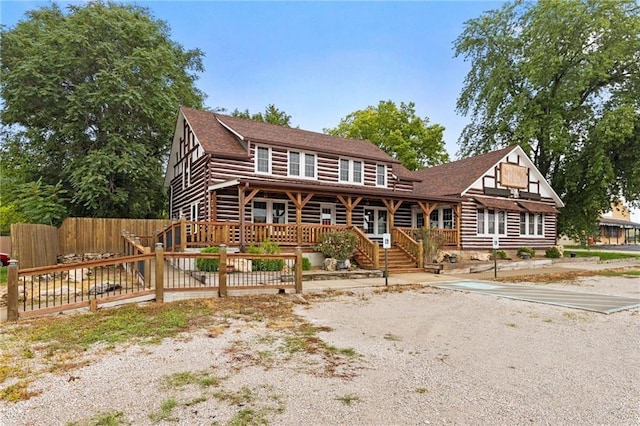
[1,275,639,425]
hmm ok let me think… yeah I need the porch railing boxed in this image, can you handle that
[392,228,424,268]
[158,219,349,250]
[350,226,379,269]
[397,227,458,247]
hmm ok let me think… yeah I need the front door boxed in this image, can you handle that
[364,208,388,236]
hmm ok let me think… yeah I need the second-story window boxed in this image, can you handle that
[256,146,270,174]
[376,164,387,186]
[304,153,315,178]
[288,151,316,178]
[289,152,300,176]
[339,159,363,184]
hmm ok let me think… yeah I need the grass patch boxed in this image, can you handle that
[335,393,361,406]
[161,371,220,390]
[229,408,268,426]
[0,266,6,284]
[214,386,255,406]
[567,249,640,261]
[415,387,428,394]
[148,398,178,423]
[598,269,640,277]
[69,410,130,426]
[0,379,40,402]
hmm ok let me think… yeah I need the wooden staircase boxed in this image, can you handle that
[354,244,421,272]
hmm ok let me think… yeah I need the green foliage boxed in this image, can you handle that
[196,246,220,272]
[517,247,535,258]
[247,239,284,271]
[325,100,449,170]
[414,227,446,263]
[496,250,508,260]
[230,104,292,127]
[12,178,68,226]
[454,0,640,238]
[545,247,562,259]
[0,204,25,235]
[316,231,357,261]
[0,2,204,219]
[301,257,312,271]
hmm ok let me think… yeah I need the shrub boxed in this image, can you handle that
[247,239,284,271]
[316,230,357,261]
[301,257,312,271]
[414,227,446,263]
[517,247,535,258]
[496,250,508,260]
[545,247,562,258]
[196,246,220,272]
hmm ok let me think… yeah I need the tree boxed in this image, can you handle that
[0,2,204,220]
[230,104,292,127]
[454,0,640,238]
[325,100,449,171]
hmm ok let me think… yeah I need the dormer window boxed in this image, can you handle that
[376,164,387,187]
[288,151,316,179]
[339,158,363,184]
[256,146,271,174]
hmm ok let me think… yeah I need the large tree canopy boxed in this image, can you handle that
[0,1,204,219]
[325,100,449,171]
[230,104,292,127]
[455,0,640,238]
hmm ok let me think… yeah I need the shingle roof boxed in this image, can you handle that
[412,146,516,197]
[181,107,401,164]
[181,107,248,159]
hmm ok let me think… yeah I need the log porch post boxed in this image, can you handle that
[382,199,403,231]
[286,191,314,244]
[337,195,363,227]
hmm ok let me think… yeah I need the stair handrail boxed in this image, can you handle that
[349,226,379,269]
[391,227,424,268]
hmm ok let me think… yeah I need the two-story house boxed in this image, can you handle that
[164,107,563,268]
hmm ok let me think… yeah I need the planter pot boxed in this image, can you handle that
[521,253,531,260]
[570,252,576,258]
[448,256,457,264]
[336,259,348,270]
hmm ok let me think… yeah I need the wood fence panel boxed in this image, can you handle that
[10,223,59,268]
[58,218,171,255]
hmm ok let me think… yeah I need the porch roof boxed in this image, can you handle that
[599,216,640,229]
[229,178,463,204]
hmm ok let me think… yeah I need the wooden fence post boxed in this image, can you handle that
[179,217,187,252]
[218,244,227,297]
[373,244,380,270]
[294,247,303,294]
[7,259,19,321]
[143,246,151,288]
[417,239,424,269]
[155,243,164,303]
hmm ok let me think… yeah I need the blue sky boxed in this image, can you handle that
[1,0,505,159]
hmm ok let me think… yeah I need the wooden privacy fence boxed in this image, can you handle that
[10,223,59,268]
[10,218,171,269]
[5,244,303,321]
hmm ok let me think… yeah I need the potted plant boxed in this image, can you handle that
[517,247,535,259]
[316,230,357,269]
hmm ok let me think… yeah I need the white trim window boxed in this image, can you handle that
[320,204,336,225]
[376,164,387,187]
[339,158,363,184]
[477,208,506,235]
[288,151,316,179]
[255,146,271,174]
[252,199,287,224]
[520,212,544,236]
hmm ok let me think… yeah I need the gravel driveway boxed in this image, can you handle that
[1,275,638,425]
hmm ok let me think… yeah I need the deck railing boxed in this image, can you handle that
[397,227,458,247]
[392,228,424,268]
[350,226,379,269]
[158,219,349,250]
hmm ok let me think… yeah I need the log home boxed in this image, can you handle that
[164,107,563,268]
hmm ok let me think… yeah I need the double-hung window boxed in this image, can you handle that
[288,151,316,178]
[256,146,271,174]
[339,159,363,184]
[520,212,544,236]
[477,208,506,235]
[376,164,387,187]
